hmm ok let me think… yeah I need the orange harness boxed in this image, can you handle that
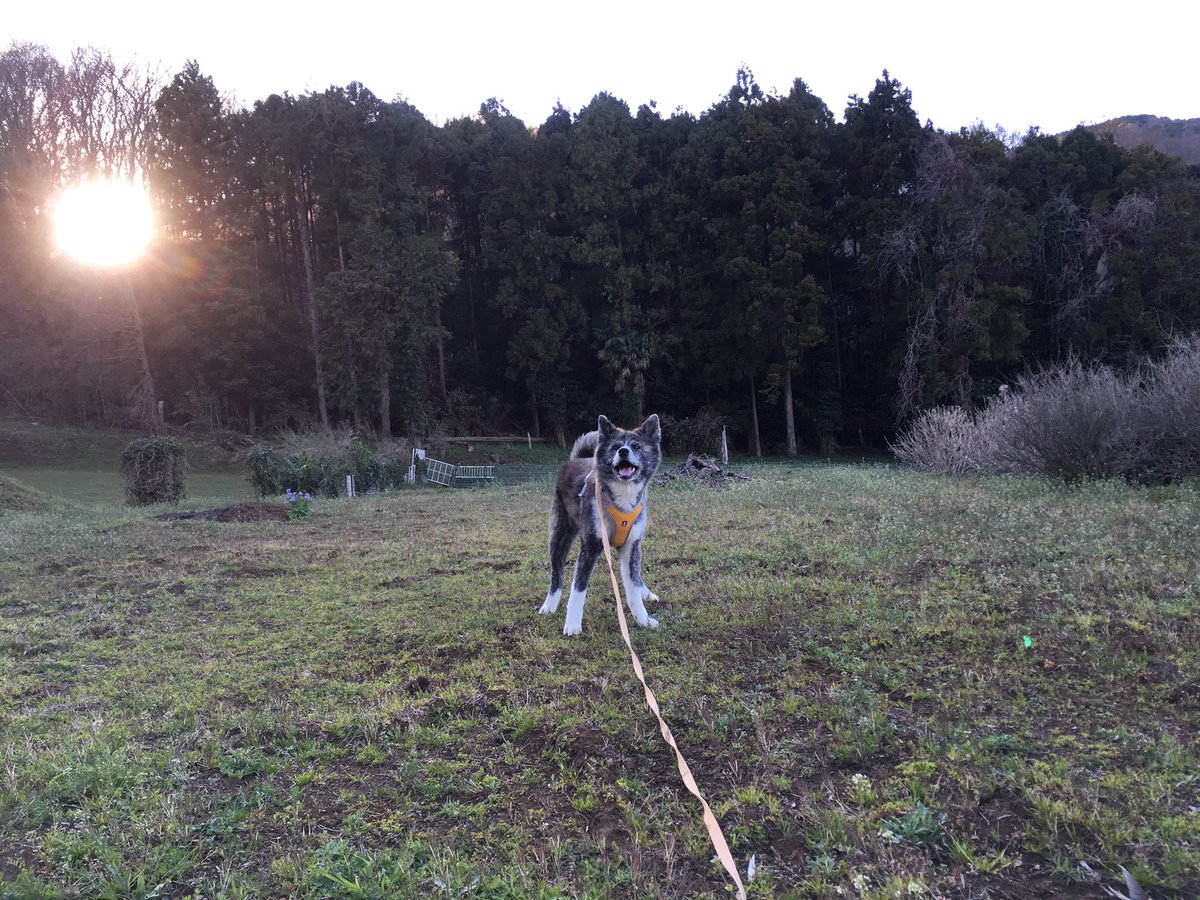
[604,501,644,548]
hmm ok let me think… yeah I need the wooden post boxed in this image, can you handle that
[721,426,729,466]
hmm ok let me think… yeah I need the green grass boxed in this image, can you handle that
[1,464,1197,898]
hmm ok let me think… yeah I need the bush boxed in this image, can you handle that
[1001,362,1138,481]
[890,406,980,476]
[121,436,187,505]
[894,337,1200,482]
[246,446,284,497]
[245,434,411,498]
[1130,335,1200,482]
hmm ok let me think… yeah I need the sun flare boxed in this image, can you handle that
[54,179,155,267]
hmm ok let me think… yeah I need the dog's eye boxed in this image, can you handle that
[631,442,641,451]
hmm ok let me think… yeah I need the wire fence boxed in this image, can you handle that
[340,457,898,497]
[491,463,559,485]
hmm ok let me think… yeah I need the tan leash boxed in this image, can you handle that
[594,475,747,900]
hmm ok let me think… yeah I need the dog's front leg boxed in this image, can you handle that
[620,539,658,629]
[564,537,602,635]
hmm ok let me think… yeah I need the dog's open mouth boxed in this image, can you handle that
[616,463,639,480]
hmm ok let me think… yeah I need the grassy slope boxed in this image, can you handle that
[0,474,55,514]
[0,468,1197,898]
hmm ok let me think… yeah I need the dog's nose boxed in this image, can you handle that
[618,446,630,457]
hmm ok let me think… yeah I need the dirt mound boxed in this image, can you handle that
[154,502,289,523]
[657,454,749,486]
[0,474,54,514]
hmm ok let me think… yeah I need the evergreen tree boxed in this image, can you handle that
[832,72,926,443]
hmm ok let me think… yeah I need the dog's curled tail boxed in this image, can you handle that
[570,430,600,459]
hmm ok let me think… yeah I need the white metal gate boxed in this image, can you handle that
[423,458,456,486]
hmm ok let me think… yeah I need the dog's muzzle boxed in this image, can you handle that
[614,448,640,480]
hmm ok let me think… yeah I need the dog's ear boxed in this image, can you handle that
[597,415,615,438]
[638,414,660,443]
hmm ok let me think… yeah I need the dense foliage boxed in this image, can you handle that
[3,44,1199,454]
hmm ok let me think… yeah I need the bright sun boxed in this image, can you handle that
[54,179,155,267]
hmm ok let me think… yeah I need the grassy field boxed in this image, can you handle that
[1,459,1198,898]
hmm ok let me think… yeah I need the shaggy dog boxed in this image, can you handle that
[538,415,662,635]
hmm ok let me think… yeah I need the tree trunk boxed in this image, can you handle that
[123,276,158,430]
[783,367,797,459]
[335,207,345,272]
[466,273,480,365]
[434,305,449,406]
[379,371,391,439]
[749,376,762,458]
[530,395,540,438]
[294,176,329,429]
[953,354,972,409]
[436,335,448,406]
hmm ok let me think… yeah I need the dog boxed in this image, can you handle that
[538,414,662,635]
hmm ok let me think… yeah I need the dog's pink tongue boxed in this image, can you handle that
[619,464,636,477]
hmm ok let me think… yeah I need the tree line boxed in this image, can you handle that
[2,42,1198,454]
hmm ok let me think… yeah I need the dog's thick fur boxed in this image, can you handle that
[538,414,662,635]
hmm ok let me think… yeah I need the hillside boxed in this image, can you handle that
[1083,114,1200,165]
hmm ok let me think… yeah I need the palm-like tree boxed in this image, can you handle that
[597,330,652,417]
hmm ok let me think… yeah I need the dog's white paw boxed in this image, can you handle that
[538,590,561,615]
[563,621,583,636]
[644,589,658,604]
[636,615,658,629]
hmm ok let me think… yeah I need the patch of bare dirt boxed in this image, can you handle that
[154,502,289,523]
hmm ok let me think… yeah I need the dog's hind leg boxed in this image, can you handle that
[563,537,602,635]
[620,539,658,629]
[539,500,576,616]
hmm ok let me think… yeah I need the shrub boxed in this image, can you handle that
[889,406,980,476]
[246,446,284,497]
[121,436,187,505]
[245,434,412,498]
[894,338,1200,482]
[973,388,1040,475]
[1130,335,1200,482]
[1001,362,1138,481]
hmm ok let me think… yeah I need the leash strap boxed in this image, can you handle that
[594,475,747,900]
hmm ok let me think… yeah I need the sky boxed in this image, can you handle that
[6,0,1195,135]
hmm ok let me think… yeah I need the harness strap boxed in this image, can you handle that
[604,501,643,548]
